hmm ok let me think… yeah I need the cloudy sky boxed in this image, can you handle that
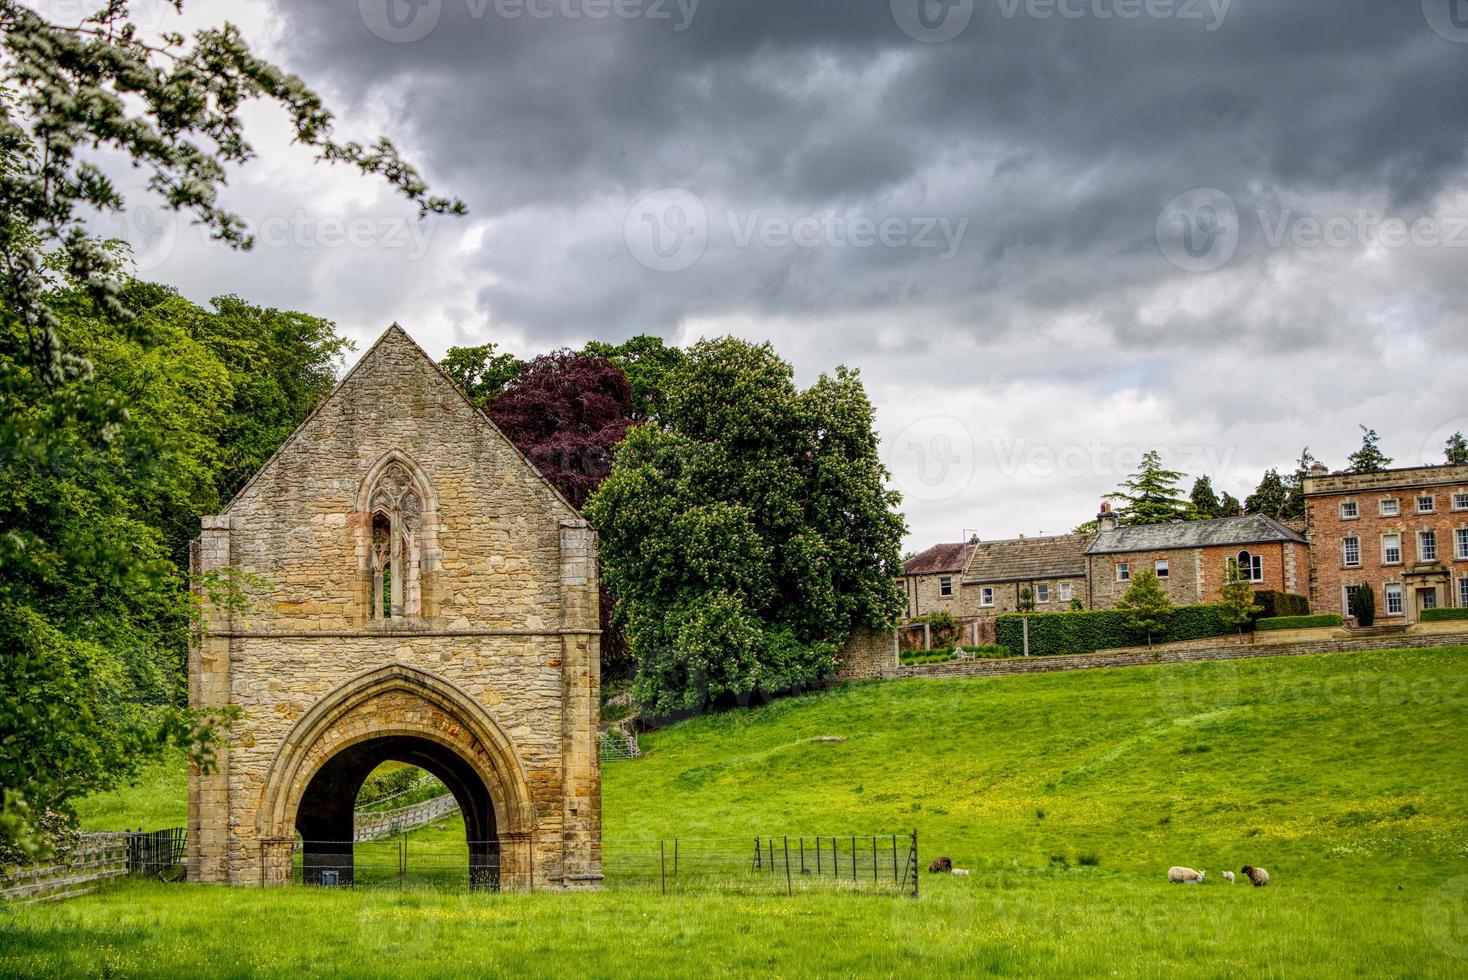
[87,0,1468,549]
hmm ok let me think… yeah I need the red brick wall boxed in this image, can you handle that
[1306,472,1468,621]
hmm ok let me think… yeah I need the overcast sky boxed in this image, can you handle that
[89,0,1468,549]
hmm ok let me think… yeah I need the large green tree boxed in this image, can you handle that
[441,343,524,406]
[587,338,905,713]
[0,0,457,854]
[583,335,685,424]
[1106,451,1194,525]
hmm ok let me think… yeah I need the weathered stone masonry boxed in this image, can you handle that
[188,326,601,889]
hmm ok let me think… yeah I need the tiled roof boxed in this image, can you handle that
[1085,515,1306,556]
[902,542,974,576]
[961,534,1092,584]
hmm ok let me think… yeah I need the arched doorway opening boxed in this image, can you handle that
[255,664,539,891]
[296,736,498,888]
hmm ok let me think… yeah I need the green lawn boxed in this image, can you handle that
[6,647,1468,977]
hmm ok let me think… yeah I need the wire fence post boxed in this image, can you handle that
[851,835,857,882]
[783,836,792,897]
[673,837,679,878]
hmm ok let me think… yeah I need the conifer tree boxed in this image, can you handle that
[1105,451,1194,525]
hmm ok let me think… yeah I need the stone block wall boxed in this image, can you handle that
[188,327,601,890]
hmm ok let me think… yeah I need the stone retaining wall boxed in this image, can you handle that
[895,631,1468,679]
[836,628,899,681]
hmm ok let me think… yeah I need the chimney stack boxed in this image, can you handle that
[1097,501,1119,533]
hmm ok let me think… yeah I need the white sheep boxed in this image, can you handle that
[1168,866,1206,884]
[952,869,970,876]
[1222,871,1235,884]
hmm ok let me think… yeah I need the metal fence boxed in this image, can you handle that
[127,827,188,879]
[261,832,918,898]
[600,729,641,761]
[261,839,526,892]
[603,833,919,897]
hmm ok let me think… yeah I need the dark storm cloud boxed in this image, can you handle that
[147,0,1468,543]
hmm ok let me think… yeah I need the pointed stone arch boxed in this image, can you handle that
[256,663,537,886]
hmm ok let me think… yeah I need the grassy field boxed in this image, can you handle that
[5,647,1468,977]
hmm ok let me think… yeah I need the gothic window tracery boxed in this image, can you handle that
[368,462,425,619]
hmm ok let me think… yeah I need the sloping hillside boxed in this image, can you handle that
[605,647,1468,887]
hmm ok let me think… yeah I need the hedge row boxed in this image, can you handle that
[1256,613,1344,631]
[1421,607,1468,623]
[994,605,1237,657]
[1254,590,1310,618]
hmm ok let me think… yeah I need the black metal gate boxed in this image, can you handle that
[126,827,187,880]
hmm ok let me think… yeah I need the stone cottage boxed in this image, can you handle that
[188,325,601,890]
[1083,505,1308,610]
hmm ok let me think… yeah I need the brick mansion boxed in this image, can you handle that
[903,462,1468,627]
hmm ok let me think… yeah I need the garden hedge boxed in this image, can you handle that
[1253,590,1310,619]
[994,605,1235,656]
[1420,607,1468,623]
[1255,613,1345,631]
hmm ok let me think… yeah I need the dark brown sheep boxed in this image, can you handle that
[928,856,953,874]
[1241,865,1270,887]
